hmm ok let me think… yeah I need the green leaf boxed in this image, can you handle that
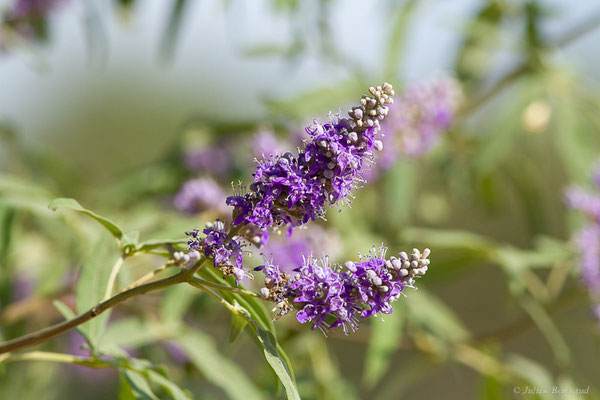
[362,305,405,389]
[102,318,162,349]
[248,319,300,400]
[136,238,187,253]
[0,173,53,198]
[76,233,120,349]
[159,0,189,63]
[48,198,124,240]
[480,374,506,400]
[228,314,247,344]
[52,299,94,346]
[383,160,417,226]
[198,267,274,333]
[505,354,555,400]
[160,284,197,327]
[406,289,469,345]
[383,0,418,79]
[265,78,366,120]
[143,369,192,400]
[120,369,160,400]
[121,231,140,253]
[177,331,266,400]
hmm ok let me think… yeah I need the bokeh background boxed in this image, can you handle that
[1,0,600,399]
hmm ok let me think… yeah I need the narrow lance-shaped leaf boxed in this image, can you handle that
[120,369,160,400]
[76,233,121,349]
[177,330,266,400]
[362,303,405,389]
[48,198,124,240]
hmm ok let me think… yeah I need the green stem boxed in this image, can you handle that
[0,258,207,354]
[188,276,260,298]
[0,351,111,368]
[103,256,124,300]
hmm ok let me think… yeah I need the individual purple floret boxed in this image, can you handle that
[258,247,430,334]
[173,177,227,215]
[227,83,394,234]
[186,220,251,284]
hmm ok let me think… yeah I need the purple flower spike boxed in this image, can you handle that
[259,246,431,334]
[227,83,395,234]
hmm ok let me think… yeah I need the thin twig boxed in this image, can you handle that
[121,263,177,292]
[0,258,207,354]
[0,351,111,368]
[461,10,600,115]
[103,256,124,300]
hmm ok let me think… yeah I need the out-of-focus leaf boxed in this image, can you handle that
[454,0,504,86]
[505,354,555,400]
[102,318,163,349]
[473,82,537,174]
[160,284,197,327]
[406,289,470,344]
[305,335,358,400]
[400,227,495,253]
[519,297,571,368]
[556,376,589,400]
[480,374,506,400]
[52,299,93,346]
[48,198,124,240]
[0,206,15,269]
[159,0,190,63]
[228,313,247,344]
[76,233,120,349]
[362,304,405,389]
[383,160,417,227]
[383,0,418,79]
[249,319,300,400]
[0,173,53,198]
[120,369,160,400]
[552,93,599,183]
[177,331,266,400]
[143,369,192,400]
[265,78,366,120]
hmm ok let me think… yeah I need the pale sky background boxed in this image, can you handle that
[0,0,599,177]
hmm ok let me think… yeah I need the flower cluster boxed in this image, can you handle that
[565,165,600,323]
[186,221,250,284]
[173,177,227,215]
[182,83,434,334]
[226,83,395,234]
[257,247,430,334]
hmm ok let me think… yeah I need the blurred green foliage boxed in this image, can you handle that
[1,0,600,399]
